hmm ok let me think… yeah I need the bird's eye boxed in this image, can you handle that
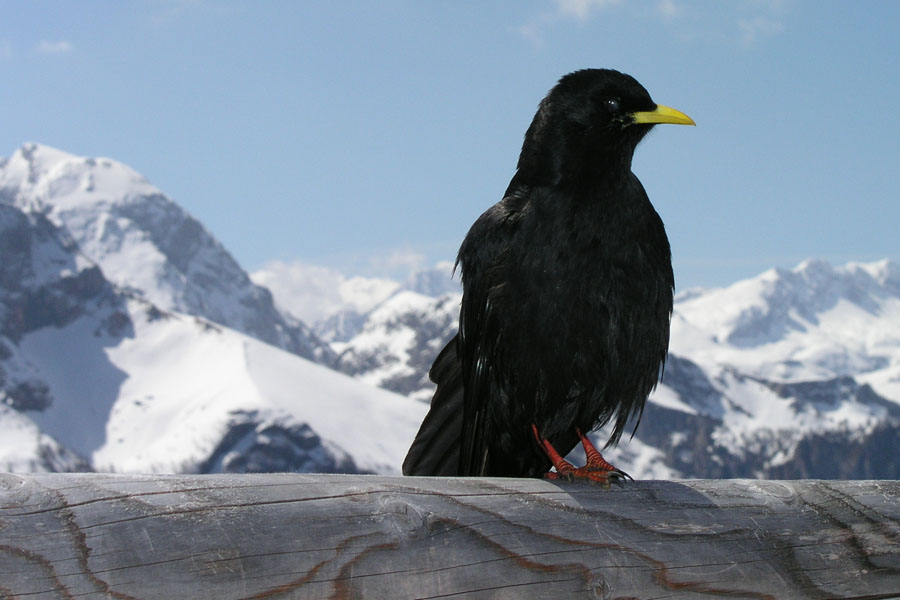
[605,98,621,112]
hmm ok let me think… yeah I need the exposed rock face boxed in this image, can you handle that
[1,143,333,363]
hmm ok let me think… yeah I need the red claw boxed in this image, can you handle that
[532,424,632,487]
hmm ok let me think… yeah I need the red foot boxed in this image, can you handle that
[532,425,632,487]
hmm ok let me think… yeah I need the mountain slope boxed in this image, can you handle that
[671,259,900,387]
[331,290,460,401]
[19,296,424,474]
[0,404,89,472]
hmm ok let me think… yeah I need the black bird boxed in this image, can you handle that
[402,69,694,482]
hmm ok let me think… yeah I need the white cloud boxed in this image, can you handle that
[37,40,74,54]
[252,249,453,324]
[251,259,401,324]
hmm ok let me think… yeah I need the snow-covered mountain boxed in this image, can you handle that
[0,144,424,474]
[21,291,423,474]
[319,259,900,479]
[331,290,460,402]
[671,259,900,397]
[0,143,332,363]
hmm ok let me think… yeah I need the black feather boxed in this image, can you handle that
[403,69,681,478]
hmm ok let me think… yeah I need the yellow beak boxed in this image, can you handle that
[631,104,695,126]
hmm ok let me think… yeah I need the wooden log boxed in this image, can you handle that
[0,474,898,599]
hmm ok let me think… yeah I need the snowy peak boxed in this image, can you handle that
[0,143,332,362]
[673,259,900,383]
[1,143,251,314]
[853,258,900,295]
[1,143,157,210]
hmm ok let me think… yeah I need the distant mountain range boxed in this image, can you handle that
[320,258,900,479]
[2,143,897,479]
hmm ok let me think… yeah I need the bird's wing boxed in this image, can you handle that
[401,336,464,475]
[402,191,526,477]
[456,193,527,475]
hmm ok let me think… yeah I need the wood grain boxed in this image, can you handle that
[0,474,898,599]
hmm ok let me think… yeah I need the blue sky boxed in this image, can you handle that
[2,1,898,289]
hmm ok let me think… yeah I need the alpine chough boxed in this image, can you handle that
[403,69,694,482]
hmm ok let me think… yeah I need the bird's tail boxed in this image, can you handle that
[402,335,464,476]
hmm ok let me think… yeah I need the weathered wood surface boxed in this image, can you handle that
[0,474,898,599]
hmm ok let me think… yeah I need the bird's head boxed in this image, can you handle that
[517,68,694,186]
